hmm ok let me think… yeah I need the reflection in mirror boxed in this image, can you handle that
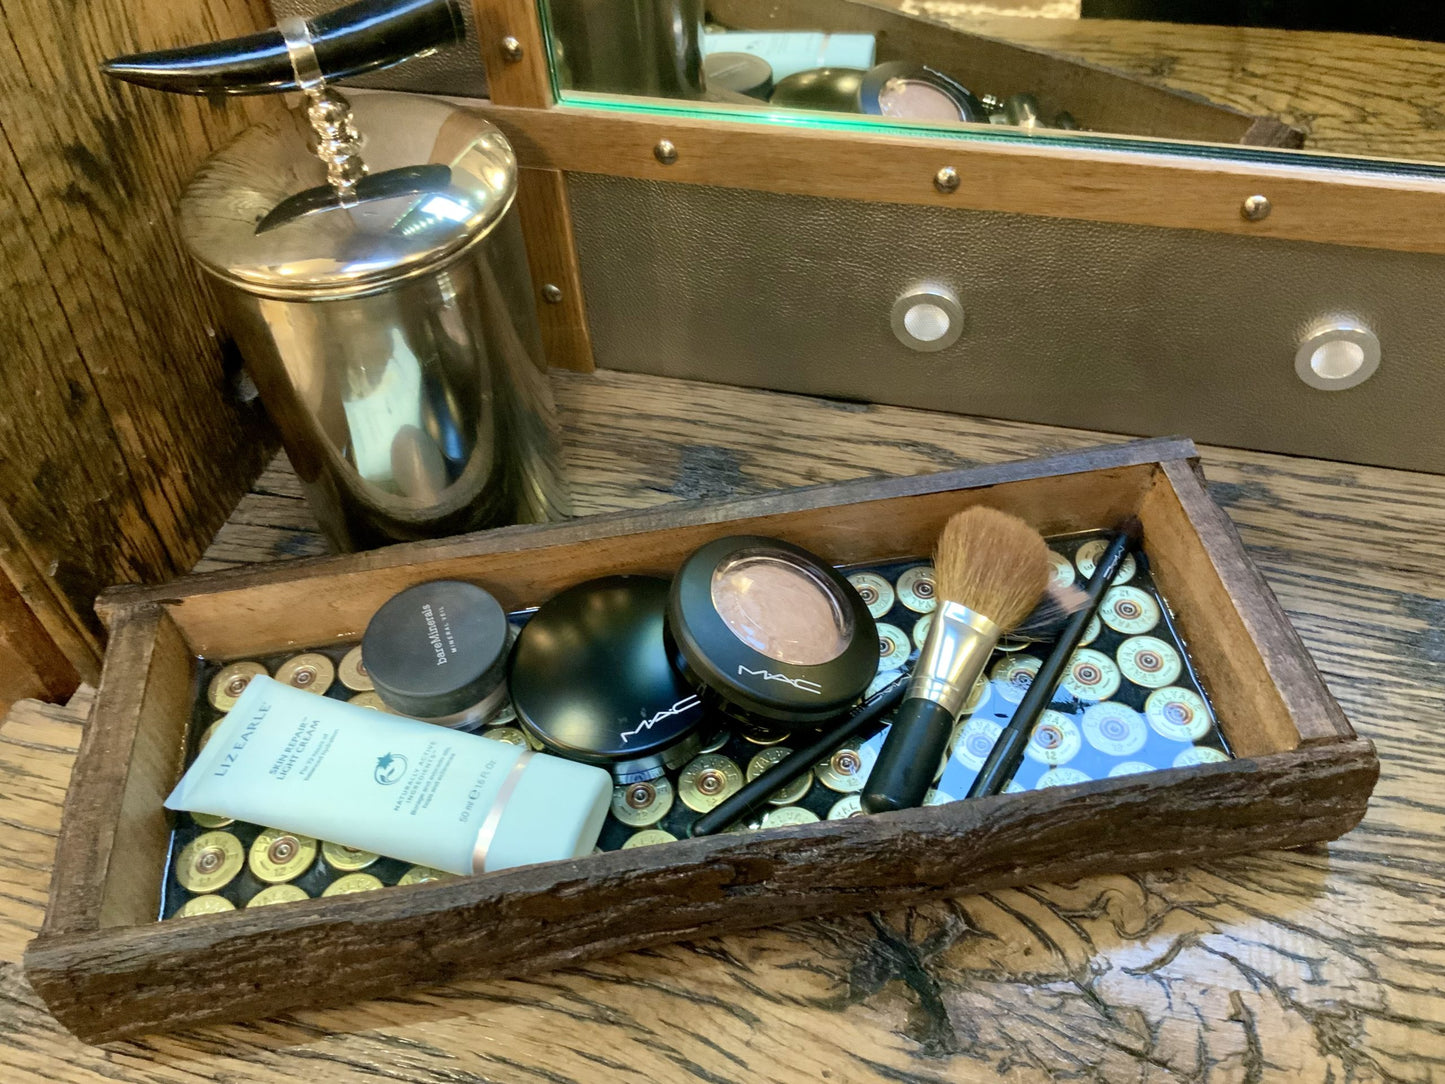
[540,0,1445,166]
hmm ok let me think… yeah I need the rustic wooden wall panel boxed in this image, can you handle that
[0,0,280,687]
[0,560,78,714]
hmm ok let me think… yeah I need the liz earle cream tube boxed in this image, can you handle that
[167,676,611,875]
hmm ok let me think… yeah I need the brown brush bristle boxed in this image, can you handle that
[932,507,1051,632]
[1012,581,1090,641]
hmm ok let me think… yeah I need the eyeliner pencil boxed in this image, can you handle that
[690,674,909,836]
[966,522,1140,799]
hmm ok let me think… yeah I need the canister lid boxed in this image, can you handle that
[362,579,510,719]
[179,93,516,298]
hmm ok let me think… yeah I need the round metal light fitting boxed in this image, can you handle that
[891,284,964,352]
[1294,322,1380,391]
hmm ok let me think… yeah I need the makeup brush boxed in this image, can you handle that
[966,520,1142,798]
[689,580,1086,837]
[1013,581,1090,642]
[689,673,909,837]
[862,507,1052,814]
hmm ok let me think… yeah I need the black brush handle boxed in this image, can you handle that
[968,724,1031,798]
[690,675,907,837]
[967,528,1136,798]
[860,697,955,814]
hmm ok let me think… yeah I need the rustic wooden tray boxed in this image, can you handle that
[23,437,1376,1043]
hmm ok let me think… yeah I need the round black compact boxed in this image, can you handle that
[769,67,867,113]
[508,575,710,783]
[666,537,879,733]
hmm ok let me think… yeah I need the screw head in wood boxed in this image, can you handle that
[654,139,678,165]
[934,166,960,194]
[500,36,523,63]
[1241,194,1271,222]
[542,283,563,304]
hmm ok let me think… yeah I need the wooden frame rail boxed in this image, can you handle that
[468,0,1445,265]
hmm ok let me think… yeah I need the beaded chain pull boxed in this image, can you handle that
[279,16,366,202]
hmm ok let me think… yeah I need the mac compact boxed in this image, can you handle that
[508,575,711,783]
[769,67,867,113]
[666,537,879,733]
[859,62,986,124]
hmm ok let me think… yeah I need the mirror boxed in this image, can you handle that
[539,0,1445,168]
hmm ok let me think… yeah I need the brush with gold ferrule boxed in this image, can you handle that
[967,519,1142,799]
[861,507,1051,814]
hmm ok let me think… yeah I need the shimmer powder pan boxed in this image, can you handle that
[667,537,879,731]
[858,62,985,124]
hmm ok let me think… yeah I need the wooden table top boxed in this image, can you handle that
[4,370,1443,1081]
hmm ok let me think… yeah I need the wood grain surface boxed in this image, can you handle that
[515,167,596,372]
[7,370,1445,1078]
[469,0,553,108]
[481,96,1445,258]
[0,561,79,716]
[0,0,279,689]
[900,9,1445,165]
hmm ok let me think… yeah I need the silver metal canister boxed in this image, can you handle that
[101,0,568,549]
[178,94,567,548]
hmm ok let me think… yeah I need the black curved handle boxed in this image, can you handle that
[861,697,955,814]
[101,0,464,96]
[255,164,452,233]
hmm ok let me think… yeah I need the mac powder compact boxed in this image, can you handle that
[667,536,879,733]
[859,62,985,124]
[508,575,710,783]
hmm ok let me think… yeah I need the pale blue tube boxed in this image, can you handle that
[166,676,611,875]
[700,31,876,79]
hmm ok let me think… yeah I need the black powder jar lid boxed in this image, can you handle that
[507,575,709,783]
[361,580,510,725]
[666,536,879,727]
[768,67,867,113]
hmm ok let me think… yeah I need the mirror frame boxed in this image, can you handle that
[469,0,1445,374]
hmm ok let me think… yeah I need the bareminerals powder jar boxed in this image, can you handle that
[361,580,511,731]
[667,536,879,735]
[508,576,711,784]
